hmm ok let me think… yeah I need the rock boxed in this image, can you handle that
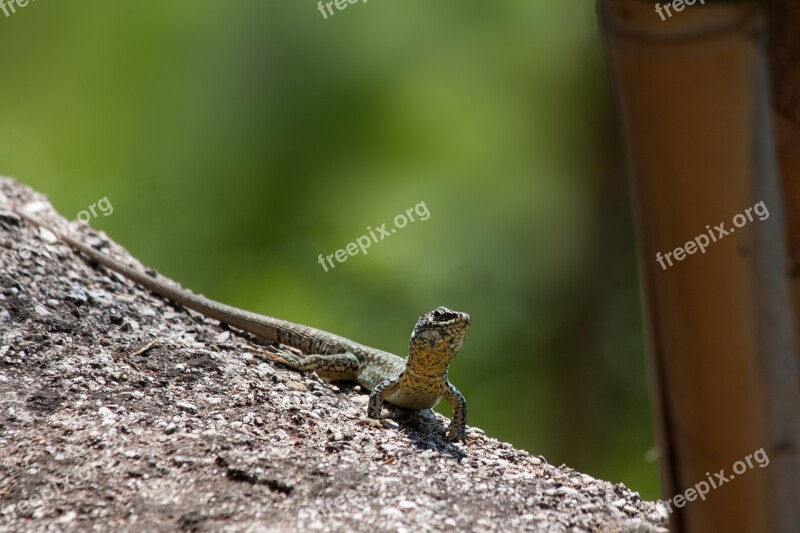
[0,178,668,533]
[176,402,197,414]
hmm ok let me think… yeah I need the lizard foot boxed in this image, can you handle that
[262,347,304,369]
[359,417,399,432]
[445,425,467,442]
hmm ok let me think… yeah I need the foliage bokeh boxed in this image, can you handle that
[0,1,659,498]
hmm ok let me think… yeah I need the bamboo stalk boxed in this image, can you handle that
[599,1,800,531]
[765,0,800,333]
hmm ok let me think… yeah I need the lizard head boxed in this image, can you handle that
[408,306,471,373]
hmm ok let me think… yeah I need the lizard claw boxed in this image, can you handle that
[445,426,467,442]
[361,417,384,429]
[359,416,400,432]
[263,351,291,366]
[261,346,303,369]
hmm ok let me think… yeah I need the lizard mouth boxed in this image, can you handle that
[437,317,464,326]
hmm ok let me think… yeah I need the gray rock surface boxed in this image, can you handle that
[0,178,668,531]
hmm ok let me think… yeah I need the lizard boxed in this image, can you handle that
[14,208,471,441]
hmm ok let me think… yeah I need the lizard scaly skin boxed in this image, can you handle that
[16,209,471,441]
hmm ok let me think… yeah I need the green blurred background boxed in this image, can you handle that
[0,1,659,498]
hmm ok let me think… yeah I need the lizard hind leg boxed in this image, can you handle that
[264,348,361,381]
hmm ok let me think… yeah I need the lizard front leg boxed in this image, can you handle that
[367,375,402,419]
[443,379,467,441]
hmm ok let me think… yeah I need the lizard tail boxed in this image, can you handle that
[14,207,288,342]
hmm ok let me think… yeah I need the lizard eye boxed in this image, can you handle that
[433,310,442,318]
